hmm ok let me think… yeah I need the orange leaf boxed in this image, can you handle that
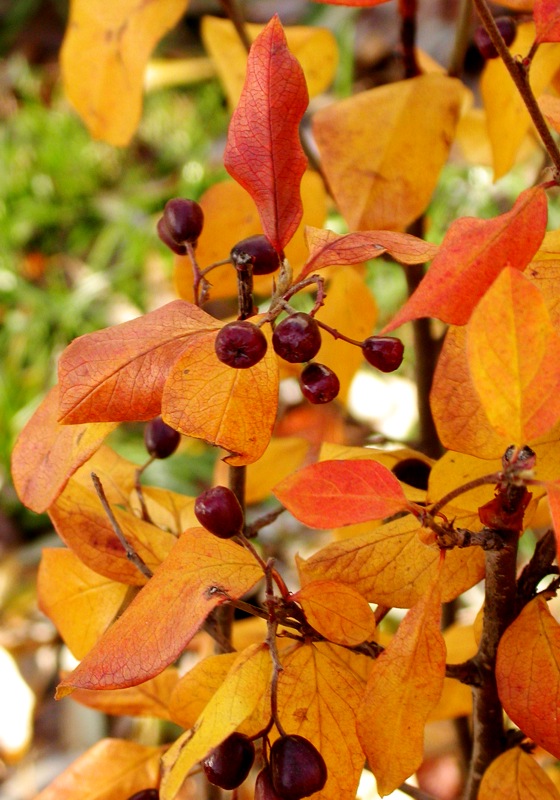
[56,528,263,693]
[535,1,560,44]
[292,580,376,646]
[546,482,560,565]
[71,669,179,720]
[298,228,438,278]
[34,739,163,800]
[356,571,446,795]
[223,16,308,252]
[539,94,560,132]
[162,326,279,465]
[169,652,238,729]
[496,595,560,758]
[58,300,219,424]
[384,186,548,330]
[274,459,410,528]
[11,386,116,513]
[467,267,560,443]
[478,747,560,800]
[60,0,189,146]
[38,548,130,660]
[277,642,367,800]
[313,74,463,232]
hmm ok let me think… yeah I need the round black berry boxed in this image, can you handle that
[162,198,204,244]
[144,417,181,459]
[215,321,268,369]
[270,735,327,800]
[231,235,283,275]
[300,363,340,405]
[194,486,244,539]
[157,217,187,256]
[202,732,255,790]
[272,313,322,363]
[474,17,516,60]
[126,791,159,800]
[362,336,404,373]
[255,767,285,800]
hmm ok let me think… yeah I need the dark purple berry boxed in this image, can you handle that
[270,735,327,800]
[231,235,283,275]
[126,791,159,800]
[157,217,187,256]
[162,198,204,244]
[202,732,255,790]
[215,321,268,369]
[144,417,181,459]
[255,767,285,800]
[474,17,516,60]
[272,313,322,363]
[194,486,244,539]
[300,363,340,405]
[362,336,404,373]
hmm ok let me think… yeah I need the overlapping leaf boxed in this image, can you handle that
[384,186,547,331]
[356,570,446,796]
[274,459,411,528]
[61,0,189,145]
[169,652,238,729]
[292,580,376,646]
[478,747,560,800]
[56,529,263,694]
[496,595,560,758]
[223,16,308,253]
[70,669,179,720]
[535,0,560,43]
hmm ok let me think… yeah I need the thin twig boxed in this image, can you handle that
[244,505,286,537]
[398,782,440,800]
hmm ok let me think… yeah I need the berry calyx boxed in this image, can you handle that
[474,17,516,60]
[270,735,327,800]
[215,321,268,369]
[126,791,159,800]
[162,198,204,244]
[255,767,285,800]
[194,486,244,539]
[231,235,283,275]
[202,732,255,790]
[272,313,322,364]
[144,417,181,459]
[300,363,340,405]
[362,336,404,373]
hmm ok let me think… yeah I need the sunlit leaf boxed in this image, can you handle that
[56,529,263,694]
[11,386,116,514]
[384,186,547,331]
[467,267,560,443]
[70,669,179,720]
[160,644,271,800]
[535,0,560,43]
[478,747,560,800]
[313,74,463,231]
[224,15,308,253]
[274,459,411,528]
[356,569,446,796]
[34,739,163,800]
[496,595,560,758]
[292,580,376,646]
[169,652,238,729]
[61,0,189,145]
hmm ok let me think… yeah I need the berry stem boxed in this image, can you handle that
[134,457,155,524]
[314,318,362,347]
[187,242,210,306]
[244,505,286,538]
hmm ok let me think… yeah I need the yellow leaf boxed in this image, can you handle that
[313,74,464,231]
[161,643,272,800]
[72,444,138,505]
[277,642,367,800]
[479,747,560,800]
[292,580,376,646]
[129,485,197,537]
[38,548,129,660]
[427,450,502,512]
[169,653,238,729]
[429,623,477,722]
[356,571,446,796]
[61,0,190,145]
[70,668,179,720]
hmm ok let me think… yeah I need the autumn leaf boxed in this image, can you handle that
[11,386,117,514]
[56,528,263,694]
[546,482,560,565]
[58,300,219,424]
[160,644,272,800]
[277,642,367,800]
[467,267,560,443]
[539,94,560,132]
[70,669,179,720]
[478,747,560,800]
[313,74,464,232]
[169,652,238,729]
[292,580,376,646]
[312,0,392,6]
[496,595,560,758]
[384,186,548,331]
[534,1,560,44]
[274,458,412,529]
[60,0,189,146]
[356,570,446,795]
[223,15,308,253]
[34,739,163,800]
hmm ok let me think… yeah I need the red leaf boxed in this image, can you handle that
[223,15,308,252]
[383,185,548,330]
[273,459,410,528]
[298,227,438,279]
[535,0,560,43]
